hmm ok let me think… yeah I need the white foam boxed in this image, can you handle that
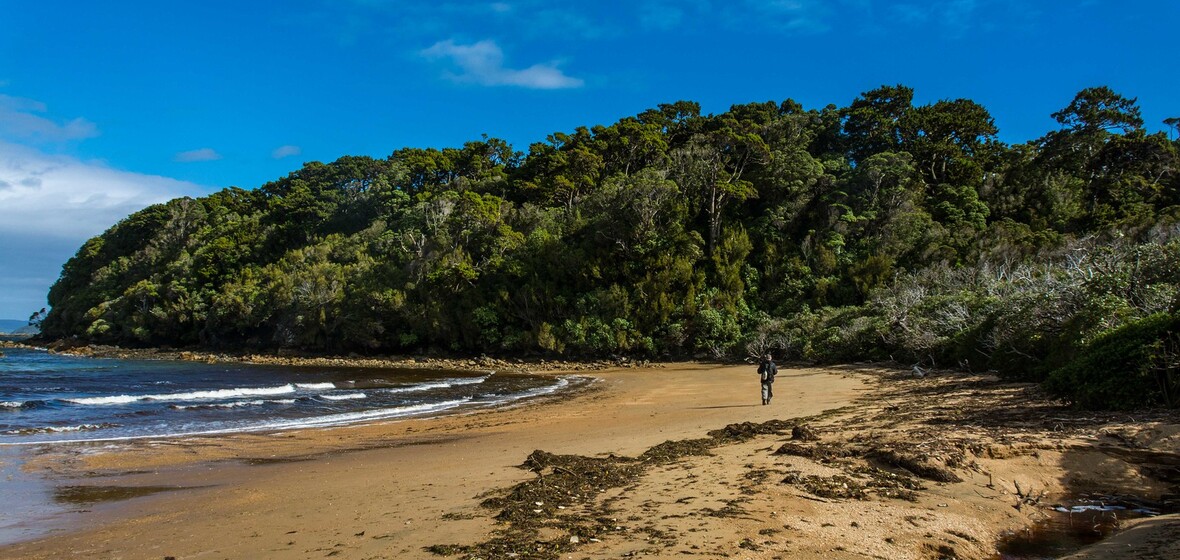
[384,381,450,394]
[321,393,367,401]
[47,424,107,433]
[295,382,335,390]
[521,376,571,398]
[2,398,475,444]
[65,384,298,405]
[450,375,491,386]
[383,375,491,394]
[173,398,300,410]
[262,397,473,430]
[4,423,115,435]
[0,402,23,409]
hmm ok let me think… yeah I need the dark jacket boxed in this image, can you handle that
[758,360,778,384]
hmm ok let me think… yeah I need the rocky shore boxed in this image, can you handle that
[8,339,660,373]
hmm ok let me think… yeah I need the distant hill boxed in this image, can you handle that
[0,319,37,335]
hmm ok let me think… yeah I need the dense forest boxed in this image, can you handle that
[41,85,1180,409]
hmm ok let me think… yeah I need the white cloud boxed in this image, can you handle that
[174,147,222,162]
[421,39,584,89]
[272,144,302,159]
[0,94,99,143]
[0,141,206,240]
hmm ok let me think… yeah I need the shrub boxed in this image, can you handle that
[1044,312,1180,410]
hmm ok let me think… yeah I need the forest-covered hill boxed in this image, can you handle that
[41,85,1180,408]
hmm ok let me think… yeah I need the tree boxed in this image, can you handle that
[841,84,914,163]
[901,98,999,186]
[28,308,47,329]
[1052,86,1144,134]
[515,131,605,210]
[671,123,768,254]
[1165,117,1180,140]
[593,117,669,176]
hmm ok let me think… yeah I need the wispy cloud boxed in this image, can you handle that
[0,141,206,317]
[738,0,835,34]
[174,148,222,162]
[421,39,584,89]
[886,0,982,35]
[0,141,205,240]
[521,7,619,40]
[0,94,99,143]
[272,145,302,159]
[324,2,616,45]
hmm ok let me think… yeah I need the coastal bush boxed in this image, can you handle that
[1045,312,1180,410]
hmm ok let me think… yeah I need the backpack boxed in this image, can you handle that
[759,361,777,383]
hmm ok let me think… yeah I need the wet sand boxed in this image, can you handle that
[2,362,1177,559]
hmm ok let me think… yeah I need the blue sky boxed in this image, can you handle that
[0,0,1177,320]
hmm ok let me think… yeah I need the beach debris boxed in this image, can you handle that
[868,448,963,483]
[773,442,856,462]
[426,417,812,559]
[1012,480,1047,507]
[707,420,795,442]
[791,424,821,441]
[421,361,1179,560]
[782,472,867,500]
[638,438,714,463]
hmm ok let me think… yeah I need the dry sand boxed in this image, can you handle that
[2,362,1178,559]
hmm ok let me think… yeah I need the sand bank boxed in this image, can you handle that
[2,362,1177,559]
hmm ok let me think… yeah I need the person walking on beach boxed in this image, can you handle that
[758,353,777,405]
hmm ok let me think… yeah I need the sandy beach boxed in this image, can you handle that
[2,362,1178,559]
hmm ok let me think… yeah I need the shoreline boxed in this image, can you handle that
[7,339,655,374]
[1,362,1178,559]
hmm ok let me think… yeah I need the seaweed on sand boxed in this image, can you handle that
[779,465,925,502]
[706,419,795,442]
[430,449,657,560]
[773,441,858,462]
[639,438,715,463]
[782,472,869,500]
[427,417,809,559]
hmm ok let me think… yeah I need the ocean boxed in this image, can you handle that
[0,347,578,445]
